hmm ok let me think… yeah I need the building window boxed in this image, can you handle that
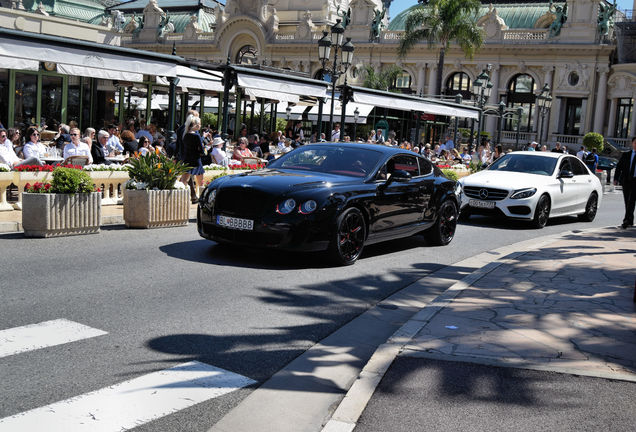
[0,69,8,128]
[394,71,411,89]
[615,98,633,138]
[505,74,537,132]
[445,72,471,99]
[236,45,258,65]
[14,72,38,127]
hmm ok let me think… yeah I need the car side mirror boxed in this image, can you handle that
[558,169,574,179]
[391,169,411,182]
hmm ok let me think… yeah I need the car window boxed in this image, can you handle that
[569,157,589,176]
[488,154,557,176]
[269,146,383,177]
[375,154,419,180]
[418,157,433,176]
[559,157,572,173]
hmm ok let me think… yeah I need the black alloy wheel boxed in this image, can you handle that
[425,200,458,246]
[578,192,598,222]
[532,194,551,229]
[329,207,366,266]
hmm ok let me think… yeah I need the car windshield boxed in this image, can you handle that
[268,146,383,177]
[488,153,558,176]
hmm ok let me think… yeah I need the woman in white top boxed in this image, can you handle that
[22,127,47,162]
[210,136,229,167]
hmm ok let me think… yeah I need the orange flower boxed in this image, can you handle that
[157,163,162,169]
[155,147,160,155]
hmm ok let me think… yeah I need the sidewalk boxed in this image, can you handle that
[324,227,636,432]
[0,204,199,232]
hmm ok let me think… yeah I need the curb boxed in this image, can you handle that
[321,225,627,432]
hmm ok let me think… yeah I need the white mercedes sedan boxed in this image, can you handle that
[458,151,603,228]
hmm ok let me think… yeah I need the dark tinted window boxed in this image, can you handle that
[488,154,558,176]
[393,155,419,176]
[569,157,589,175]
[269,146,383,177]
[559,157,572,173]
[418,157,433,175]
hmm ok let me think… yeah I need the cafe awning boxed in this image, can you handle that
[0,28,180,82]
[156,65,224,92]
[244,88,300,103]
[237,72,328,99]
[350,86,480,120]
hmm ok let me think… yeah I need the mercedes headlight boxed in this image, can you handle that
[510,188,536,199]
[276,198,296,214]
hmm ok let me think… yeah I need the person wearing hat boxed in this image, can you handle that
[210,136,229,167]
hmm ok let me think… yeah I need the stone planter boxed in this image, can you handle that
[123,188,189,229]
[22,192,102,238]
[0,172,16,211]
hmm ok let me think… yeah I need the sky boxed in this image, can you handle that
[389,0,634,19]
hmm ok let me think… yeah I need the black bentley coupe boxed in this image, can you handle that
[197,143,459,265]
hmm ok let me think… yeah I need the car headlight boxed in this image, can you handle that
[207,189,217,206]
[299,200,318,214]
[454,182,462,196]
[510,188,537,199]
[276,198,296,214]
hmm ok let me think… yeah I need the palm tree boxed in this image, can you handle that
[398,0,484,98]
[362,65,403,92]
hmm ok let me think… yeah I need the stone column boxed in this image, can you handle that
[416,63,426,95]
[607,98,618,137]
[548,96,561,138]
[629,88,636,137]
[593,66,609,133]
[427,64,437,97]
[486,64,500,137]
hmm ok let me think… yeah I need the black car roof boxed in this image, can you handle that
[306,142,419,157]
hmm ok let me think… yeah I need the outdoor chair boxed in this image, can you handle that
[63,155,90,167]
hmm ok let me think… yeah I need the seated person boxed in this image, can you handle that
[0,143,43,168]
[280,138,293,154]
[54,124,71,149]
[63,128,93,164]
[233,137,255,161]
[23,127,47,163]
[211,136,229,167]
[91,131,112,165]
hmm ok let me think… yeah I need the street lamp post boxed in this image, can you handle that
[353,107,360,141]
[453,94,463,148]
[317,19,354,142]
[515,107,523,149]
[536,84,552,147]
[496,100,506,145]
[472,64,493,150]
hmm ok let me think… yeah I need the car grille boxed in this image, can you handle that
[463,186,509,201]
[215,188,273,218]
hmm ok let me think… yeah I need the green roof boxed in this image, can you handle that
[388,3,552,31]
[22,0,107,22]
[88,8,216,33]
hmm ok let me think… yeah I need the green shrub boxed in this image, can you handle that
[583,132,604,152]
[51,167,95,194]
[441,169,459,181]
[126,152,191,190]
[201,112,218,129]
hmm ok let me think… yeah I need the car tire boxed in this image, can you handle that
[328,207,366,266]
[578,192,598,222]
[424,200,458,246]
[532,194,551,229]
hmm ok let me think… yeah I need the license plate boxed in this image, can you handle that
[469,199,496,209]
[216,215,254,231]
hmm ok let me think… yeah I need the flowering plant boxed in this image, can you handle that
[24,182,52,193]
[14,164,83,172]
[0,163,11,172]
[125,151,190,190]
[24,168,99,194]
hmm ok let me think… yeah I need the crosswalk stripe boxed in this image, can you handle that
[0,361,256,431]
[0,319,108,358]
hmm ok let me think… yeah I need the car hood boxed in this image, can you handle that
[215,168,358,194]
[461,170,553,189]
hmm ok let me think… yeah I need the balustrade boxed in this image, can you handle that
[550,134,583,145]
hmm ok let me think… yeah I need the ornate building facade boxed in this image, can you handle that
[1,0,636,148]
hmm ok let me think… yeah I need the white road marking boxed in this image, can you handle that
[0,319,107,358]
[0,361,256,431]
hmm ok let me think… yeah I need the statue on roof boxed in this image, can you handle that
[337,6,351,30]
[124,12,143,34]
[370,7,386,42]
[598,0,617,39]
[184,14,202,40]
[157,11,174,40]
[112,9,125,32]
[548,1,567,38]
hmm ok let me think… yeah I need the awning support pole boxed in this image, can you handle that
[221,58,232,148]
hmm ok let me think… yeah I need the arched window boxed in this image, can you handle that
[445,72,472,98]
[505,74,537,132]
[394,71,411,89]
[236,45,257,65]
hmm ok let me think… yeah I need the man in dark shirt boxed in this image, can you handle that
[551,142,565,153]
[614,137,636,228]
[248,134,263,158]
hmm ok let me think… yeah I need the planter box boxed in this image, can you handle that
[123,188,189,229]
[22,192,102,238]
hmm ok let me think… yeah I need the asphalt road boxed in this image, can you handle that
[355,358,636,432]
[0,193,624,431]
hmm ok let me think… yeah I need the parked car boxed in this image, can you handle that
[597,155,618,183]
[458,151,603,228]
[198,143,460,265]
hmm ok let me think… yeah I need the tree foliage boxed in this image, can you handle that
[361,65,404,92]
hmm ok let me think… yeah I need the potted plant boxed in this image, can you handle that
[22,167,101,237]
[123,151,191,228]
